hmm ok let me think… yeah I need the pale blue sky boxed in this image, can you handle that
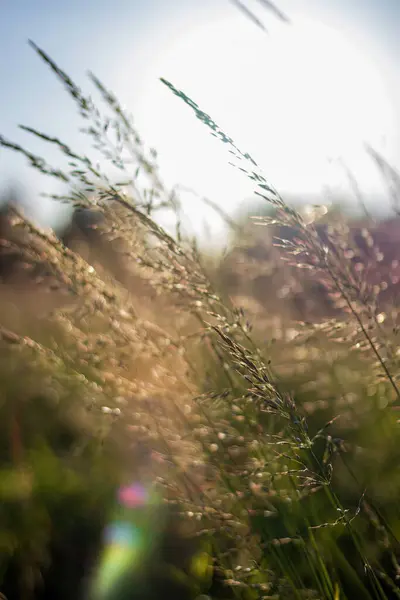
[1,0,400,231]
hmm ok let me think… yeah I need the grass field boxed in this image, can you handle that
[1,41,400,600]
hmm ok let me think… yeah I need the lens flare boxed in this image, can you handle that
[89,482,162,600]
[118,483,149,508]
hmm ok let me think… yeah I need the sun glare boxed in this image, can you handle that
[128,11,395,230]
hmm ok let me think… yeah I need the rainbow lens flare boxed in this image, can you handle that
[117,483,149,508]
[89,482,163,600]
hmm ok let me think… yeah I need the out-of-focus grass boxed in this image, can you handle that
[2,39,400,600]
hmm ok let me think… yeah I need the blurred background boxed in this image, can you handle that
[1,0,400,239]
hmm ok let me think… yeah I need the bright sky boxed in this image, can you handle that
[1,0,400,237]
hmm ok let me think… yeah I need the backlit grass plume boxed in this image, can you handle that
[2,36,400,600]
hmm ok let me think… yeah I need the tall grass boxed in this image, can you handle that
[1,40,400,600]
